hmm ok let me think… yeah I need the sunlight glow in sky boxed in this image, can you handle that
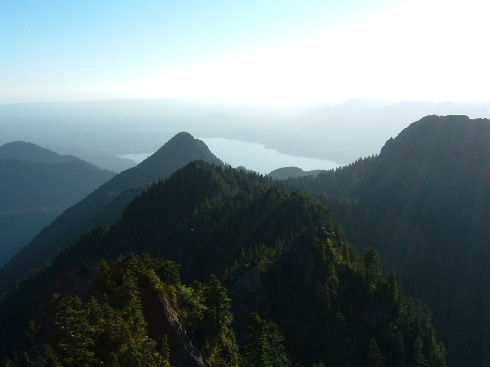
[1,0,488,104]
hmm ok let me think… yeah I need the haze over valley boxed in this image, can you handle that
[2,99,490,173]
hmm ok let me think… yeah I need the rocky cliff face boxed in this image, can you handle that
[141,289,205,367]
[229,267,268,314]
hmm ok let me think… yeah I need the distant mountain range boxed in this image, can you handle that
[0,141,115,266]
[2,99,490,171]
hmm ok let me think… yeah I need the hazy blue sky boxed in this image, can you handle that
[1,0,488,104]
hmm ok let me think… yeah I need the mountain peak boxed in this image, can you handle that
[168,131,194,141]
[139,132,222,172]
[379,114,490,161]
[152,132,201,155]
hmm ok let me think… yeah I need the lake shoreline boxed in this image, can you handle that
[119,137,341,175]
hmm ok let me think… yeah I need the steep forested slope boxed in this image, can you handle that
[0,142,115,267]
[287,115,490,367]
[0,162,446,366]
[0,132,222,293]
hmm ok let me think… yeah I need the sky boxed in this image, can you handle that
[1,0,489,105]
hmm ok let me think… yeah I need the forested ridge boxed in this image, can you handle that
[1,161,446,366]
[286,115,490,367]
[0,133,222,293]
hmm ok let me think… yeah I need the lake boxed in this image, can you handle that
[119,137,341,175]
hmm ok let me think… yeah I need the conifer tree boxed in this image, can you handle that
[366,338,385,367]
[200,277,240,367]
[243,313,291,367]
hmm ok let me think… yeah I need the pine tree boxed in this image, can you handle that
[243,313,291,367]
[161,334,171,367]
[366,338,385,367]
[42,294,101,366]
[199,277,240,367]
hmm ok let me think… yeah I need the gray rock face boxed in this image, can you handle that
[282,223,327,286]
[141,287,205,367]
[229,267,268,316]
[160,296,206,367]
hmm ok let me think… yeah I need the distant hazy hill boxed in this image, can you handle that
[0,141,115,210]
[0,141,74,163]
[0,142,115,267]
[0,161,446,366]
[0,158,115,211]
[0,132,223,293]
[268,166,321,180]
[286,115,490,367]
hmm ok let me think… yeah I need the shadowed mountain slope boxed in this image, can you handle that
[0,132,222,293]
[0,162,446,366]
[286,115,490,367]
